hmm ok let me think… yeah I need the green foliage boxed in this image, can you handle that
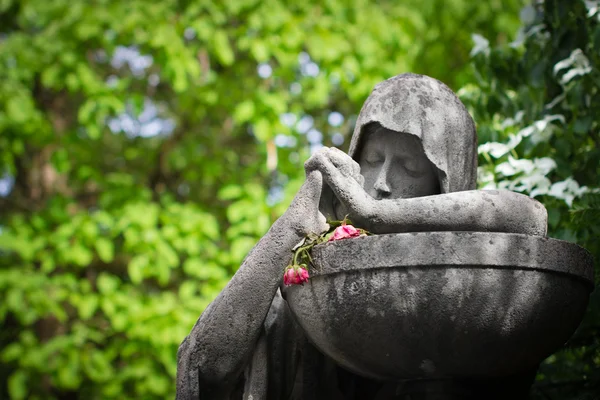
[461,1,600,398]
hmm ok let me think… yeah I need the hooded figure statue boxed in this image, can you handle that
[348,73,478,194]
[176,74,547,400]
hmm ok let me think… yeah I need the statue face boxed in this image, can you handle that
[358,127,440,199]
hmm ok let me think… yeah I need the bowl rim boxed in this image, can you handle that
[307,231,594,290]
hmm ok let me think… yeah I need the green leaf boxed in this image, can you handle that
[1,343,22,362]
[213,31,234,66]
[252,118,272,142]
[183,258,203,278]
[233,100,255,123]
[251,40,269,62]
[218,184,243,200]
[8,370,28,400]
[201,214,220,240]
[41,65,62,88]
[95,238,114,263]
[573,115,592,135]
[83,350,114,382]
[227,199,257,223]
[231,236,257,264]
[78,100,96,125]
[178,281,196,299]
[77,295,99,320]
[184,259,227,281]
[81,220,98,241]
[156,240,179,268]
[50,148,71,173]
[6,98,29,124]
[69,244,94,267]
[97,273,119,295]
[0,0,15,13]
[57,350,81,389]
[128,255,148,284]
[86,124,102,139]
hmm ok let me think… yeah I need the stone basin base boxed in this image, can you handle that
[283,232,594,384]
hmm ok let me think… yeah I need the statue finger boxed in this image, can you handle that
[304,147,331,173]
[303,170,324,204]
[321,166,370,216]
[326,148,362,178]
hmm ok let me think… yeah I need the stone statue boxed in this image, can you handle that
[176,74,589,399]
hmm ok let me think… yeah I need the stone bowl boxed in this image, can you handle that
[282,232,594,381]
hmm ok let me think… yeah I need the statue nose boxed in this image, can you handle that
[374,166,392,198]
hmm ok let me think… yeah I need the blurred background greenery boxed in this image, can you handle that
[0,0,599,398]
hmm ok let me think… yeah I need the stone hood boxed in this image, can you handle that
[348,73,478,193]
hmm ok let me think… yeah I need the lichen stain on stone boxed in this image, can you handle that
[417,94,433,108]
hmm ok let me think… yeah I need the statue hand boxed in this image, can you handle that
[305,148,373,223]
[285,170,329,236]
[305,147,364,186]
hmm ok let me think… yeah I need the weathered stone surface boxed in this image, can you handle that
[283,232,593,381]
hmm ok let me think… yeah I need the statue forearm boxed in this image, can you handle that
[177,171,327,397]
[368,190,547,236]
[177,214,305,395]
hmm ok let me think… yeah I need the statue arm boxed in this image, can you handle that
[307,147,547,236]
[365,190,548,236]
[177,171,328,398]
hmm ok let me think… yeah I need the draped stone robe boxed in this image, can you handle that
[177,289,407,399]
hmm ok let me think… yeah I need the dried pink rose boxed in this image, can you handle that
[329,224,361,241]
[298,267,309,282]
[283,265,310,286]
[283,268,295,286]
